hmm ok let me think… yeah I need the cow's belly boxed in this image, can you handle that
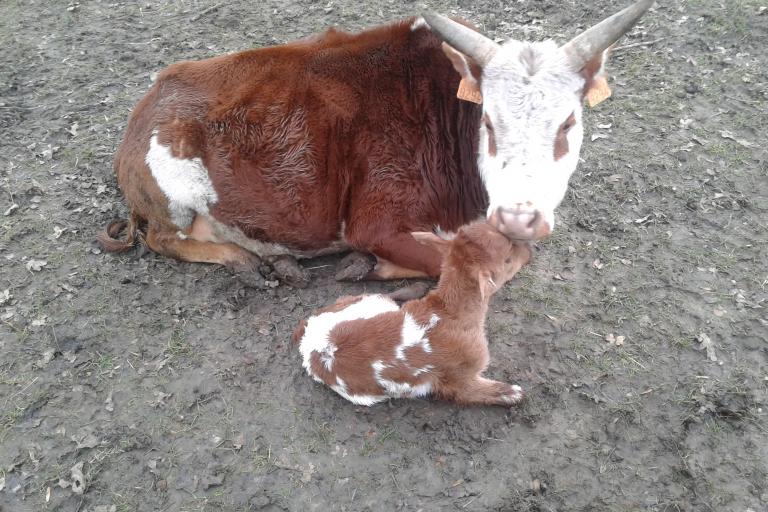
[186,214,349,260]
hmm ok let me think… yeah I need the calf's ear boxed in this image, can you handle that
[411,231,451,258]
[478,269,497,301]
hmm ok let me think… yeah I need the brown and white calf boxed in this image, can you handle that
[101,1,654,283]
[292,221,532,407]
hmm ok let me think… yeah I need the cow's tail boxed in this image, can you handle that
[97,211,145,253]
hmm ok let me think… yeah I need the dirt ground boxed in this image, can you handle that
[1,0,767,510]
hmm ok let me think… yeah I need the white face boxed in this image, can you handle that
[478,41,587,238]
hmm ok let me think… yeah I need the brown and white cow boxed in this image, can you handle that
[100,1,654,285]
[293,220,532,407]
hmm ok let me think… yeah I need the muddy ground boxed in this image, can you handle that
[1,0,767,510]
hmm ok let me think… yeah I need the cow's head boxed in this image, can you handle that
[424,0,654,240]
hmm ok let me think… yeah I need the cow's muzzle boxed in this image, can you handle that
[491,206,551,241]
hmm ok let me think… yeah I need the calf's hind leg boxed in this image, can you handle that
[443,376,524,407]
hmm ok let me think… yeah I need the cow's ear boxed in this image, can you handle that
[441,42,483,104]
[411,231,451,258]
[581,47,613,107]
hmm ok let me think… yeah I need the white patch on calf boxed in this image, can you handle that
[145,133,218,229]
[412,364,434,377]
[331,376,387,406]
[395,313,438,360]
[372,360,432,398]
[298,295,399,380]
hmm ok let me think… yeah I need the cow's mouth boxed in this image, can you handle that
[490,206,551,241]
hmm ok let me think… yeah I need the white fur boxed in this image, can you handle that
[477,41,588,231]
[395,313,438,360]
[145,133,218,229]
[299,295,399,379]
[410,17,427,31]
[331,376,386,406]
[372,361,432,398]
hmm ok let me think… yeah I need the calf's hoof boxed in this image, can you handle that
[271,255,310,288]
[335,251,376,281]
[501,384,525,406]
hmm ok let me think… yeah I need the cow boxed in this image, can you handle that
[293,219,533,407]
[99,1,654,286]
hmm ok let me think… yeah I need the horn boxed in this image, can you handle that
[421,12,500,66]
[560,0,655,70]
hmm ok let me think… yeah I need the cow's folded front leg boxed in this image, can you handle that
[354,232,443,281]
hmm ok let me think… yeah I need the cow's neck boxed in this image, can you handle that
[420,42,488,231]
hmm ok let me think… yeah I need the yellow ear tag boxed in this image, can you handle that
[586,76,612,107]
[457,78,483,104]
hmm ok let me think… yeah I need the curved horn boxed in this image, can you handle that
[561,0,655,70]
[422,12,500,67]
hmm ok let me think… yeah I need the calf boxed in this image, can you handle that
[293,220,531,407]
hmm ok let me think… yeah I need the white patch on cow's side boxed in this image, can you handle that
[298,294,399,379]
[395,313,438,360]
[176,231,188,240]
[372,360,432,398]
[410,17,427,31]
[477,41,588,233]
[331,376,387,406]
[145,133,218,229]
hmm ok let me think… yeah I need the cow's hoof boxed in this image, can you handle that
[271,256,310,288]
[229,254,267,289]
[335,251,376,281]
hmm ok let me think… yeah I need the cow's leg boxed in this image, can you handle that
[343,227,443,281]
[334,251,376,281]
[442,376,524,407]
[385,282,432,302]
[145,224,263,280]
[270,255,310,288]
[186,215,308,287]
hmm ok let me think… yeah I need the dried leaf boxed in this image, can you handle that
[232,433,245,450]
[696,332,717,361]
[105,391,114,412]
[70,462,85,494]
[0,289,12,306]
[615,335,625,346]
[592,259,604,270]
[3,204,18,216]
[26,259,47,272]
[719,129,754,148]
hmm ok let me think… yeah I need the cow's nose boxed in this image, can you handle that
[493,206,551,240]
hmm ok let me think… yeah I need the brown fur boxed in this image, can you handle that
[103,18,488,278]
[294,220,532,407]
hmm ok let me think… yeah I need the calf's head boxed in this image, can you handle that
[424,0,654,240]
[413,221,532,298]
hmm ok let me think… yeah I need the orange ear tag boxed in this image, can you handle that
[457,78,483,104]
[586,76,612,107]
